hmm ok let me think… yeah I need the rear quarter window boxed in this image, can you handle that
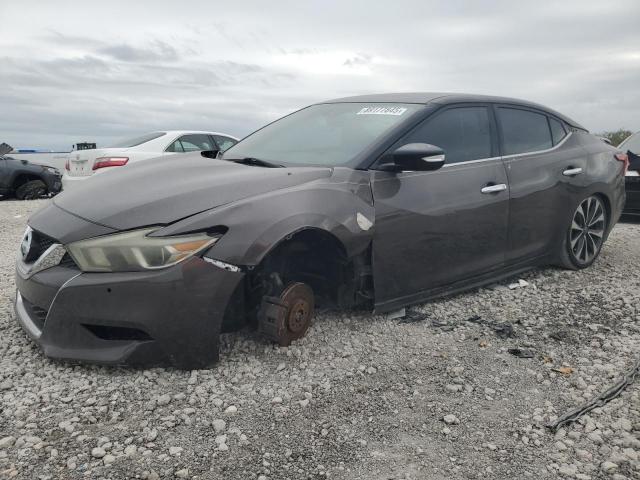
[498,108,553,155]
[549,117,567,145]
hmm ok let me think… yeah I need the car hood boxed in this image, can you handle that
[54,153,333,231]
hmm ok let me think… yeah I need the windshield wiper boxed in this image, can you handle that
[227,157,284,168]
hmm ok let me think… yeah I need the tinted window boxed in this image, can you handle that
[223,103,424,167]
[549,117,567,145]
[213,135,237,152]
[404,107,492,163]
[165,140,184,153]
[621,132,640,153]
[499,108,552,155]
[177,134,214,152]
[108,132,166,148]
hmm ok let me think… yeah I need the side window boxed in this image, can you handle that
[213,135,237,152]
[177,134,214,152]
[549,117,567,145]
[405,107,492,164]
[499,108,553,155]
[165,139,184,153]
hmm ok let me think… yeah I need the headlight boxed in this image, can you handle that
[67,228,221,272]
[45,166,60,175]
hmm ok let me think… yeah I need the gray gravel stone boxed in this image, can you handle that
[0,200,638,479]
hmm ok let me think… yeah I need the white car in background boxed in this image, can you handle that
[62,131,238,190]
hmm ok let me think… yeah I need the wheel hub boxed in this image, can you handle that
[569,196,605,265]
[258,282,315,346]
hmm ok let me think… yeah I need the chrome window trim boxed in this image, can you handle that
[442,156,502,168]
[501,131,573,160]
[440,131,573,167]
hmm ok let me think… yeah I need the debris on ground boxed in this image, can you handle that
[548,357,640,432]
[464,315,516,338]
[508,279,530,289]
[398,309,429,324]
[507,348,535,358]
[552,366,575,375]
[386,308,406,320]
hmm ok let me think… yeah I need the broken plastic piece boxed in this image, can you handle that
[386,308,406,320]
[203,257,241,272]
[508,279,530,289]
[464,315,515,338]
[507,348,534,358]
[398,309,428,324]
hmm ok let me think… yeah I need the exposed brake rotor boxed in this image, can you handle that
[258,282,315,346]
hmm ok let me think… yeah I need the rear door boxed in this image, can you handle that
[371,104,510,308]
[496,105,587,263]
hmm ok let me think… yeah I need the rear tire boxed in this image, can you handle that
[558,195,607,270]
[15,180,47,200]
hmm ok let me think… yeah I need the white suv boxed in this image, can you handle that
[62,131,238,190]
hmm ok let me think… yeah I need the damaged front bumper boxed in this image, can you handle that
[14,256,244,368]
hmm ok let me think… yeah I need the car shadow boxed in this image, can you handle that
[620,214,640,225]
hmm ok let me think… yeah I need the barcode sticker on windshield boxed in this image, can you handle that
[357,106,407,116]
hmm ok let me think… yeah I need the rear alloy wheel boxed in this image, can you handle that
[15,180,47,200]
[566,195,607,268]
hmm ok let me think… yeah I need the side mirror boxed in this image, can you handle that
[200,149,220,159]
[379,143,445,172]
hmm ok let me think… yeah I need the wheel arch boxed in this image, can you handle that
[250,226,352,306]
[592,191,612,233]
[12,173,44,190]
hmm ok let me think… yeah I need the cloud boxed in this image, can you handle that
[343,53,372,68]
[0,0,639,150]
[99,41,179,63]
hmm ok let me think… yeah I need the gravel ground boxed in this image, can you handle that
[0,199,638,480]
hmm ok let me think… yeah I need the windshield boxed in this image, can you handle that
[620,132,640,153]
[108,132,166,148]
[223,103,423,167]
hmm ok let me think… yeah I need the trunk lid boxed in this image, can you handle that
[67,148,124,177]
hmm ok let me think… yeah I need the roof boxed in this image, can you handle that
[162,130,239,139]
[322,92,586,130]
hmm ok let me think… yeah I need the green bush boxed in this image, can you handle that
[596,129,633,147]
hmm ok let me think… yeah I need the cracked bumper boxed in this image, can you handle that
[14,257,244,368]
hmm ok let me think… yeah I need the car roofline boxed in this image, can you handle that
[319,92,587,131]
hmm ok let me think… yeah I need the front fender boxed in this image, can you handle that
[156,169,374,266]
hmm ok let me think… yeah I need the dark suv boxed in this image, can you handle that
[0,145,63,200]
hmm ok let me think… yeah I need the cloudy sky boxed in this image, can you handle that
[1,0,639,150]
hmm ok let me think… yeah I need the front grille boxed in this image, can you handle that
[24,230,56,263]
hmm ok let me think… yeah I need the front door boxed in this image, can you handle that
[371,105,510,309]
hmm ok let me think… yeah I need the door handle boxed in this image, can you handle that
[481,183,507,194]
[563,167,583,176]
